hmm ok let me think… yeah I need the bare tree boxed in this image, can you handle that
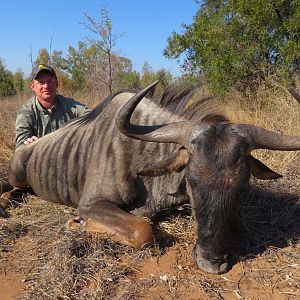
[29,43,34,68]
[49,29,55,66]
[82,7,122,94]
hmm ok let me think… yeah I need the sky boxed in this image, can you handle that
[1,0,199,78]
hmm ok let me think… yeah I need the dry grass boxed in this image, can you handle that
[0,99,19,195]
[0,83,299,299]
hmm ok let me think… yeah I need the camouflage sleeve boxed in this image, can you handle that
[72,100,92,117]
[57,95,91,119]
[15,111,34,149]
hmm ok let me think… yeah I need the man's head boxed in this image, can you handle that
[31,64,57,81]
[30,64,58,107]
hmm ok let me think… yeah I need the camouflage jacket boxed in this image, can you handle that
[15,94,91,149]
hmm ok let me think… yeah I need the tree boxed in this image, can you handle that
[140,62,154,87]
[140,62,173,92]
[164,0,300,94]
[31,40,137,96]
[82,7,123,94]
[65,42,90,93]
[28,9,137,95]
[51,50,72,95]
[116,70,140,89]
[34,48,51,66]
[13,69,24,95]
[0,59,16,97]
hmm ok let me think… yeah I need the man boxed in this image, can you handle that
[0,64,91,216]
[15,64,90,149]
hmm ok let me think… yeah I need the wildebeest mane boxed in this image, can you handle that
[150,81,200,112]
[150,81,230,125]
[70,82,230,128]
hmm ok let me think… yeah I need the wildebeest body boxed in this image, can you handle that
[22,93,187,214]
[6,82,300,275]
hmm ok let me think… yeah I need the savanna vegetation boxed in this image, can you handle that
[0,2,299,299]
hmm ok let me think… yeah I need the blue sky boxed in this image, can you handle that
[1,0,199,77]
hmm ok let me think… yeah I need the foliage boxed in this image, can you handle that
[164,0,300,94]
[13,69,25,95]
[66,42,91,93]
[0,59,16,97]
[34,48,51,66]
[140,62,173,90]
[27,41,170,97]
[115,70,140,89]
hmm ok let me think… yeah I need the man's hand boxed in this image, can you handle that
[24,136,39,145]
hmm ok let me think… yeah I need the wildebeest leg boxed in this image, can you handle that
[0,187,24,217]
[0,186,35,217]
[7,146,33,188]
[72,201,153,249]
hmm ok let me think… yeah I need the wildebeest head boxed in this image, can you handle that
[116,81,300,274]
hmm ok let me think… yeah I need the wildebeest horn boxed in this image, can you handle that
[234,124,300,151]
[116,81,194,145]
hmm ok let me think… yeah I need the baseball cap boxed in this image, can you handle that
[31,64,57,80]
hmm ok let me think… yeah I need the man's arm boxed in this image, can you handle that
[74,102,91,117]
[15,112,35,149]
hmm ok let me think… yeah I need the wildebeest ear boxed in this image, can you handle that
[249,155,283,180]
[137,149,189,177]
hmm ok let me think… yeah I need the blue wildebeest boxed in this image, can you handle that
[3,81,300,274]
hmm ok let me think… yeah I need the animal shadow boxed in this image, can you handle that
[149,184,300,269]
[151,204,192,251]
[230,184,300,265]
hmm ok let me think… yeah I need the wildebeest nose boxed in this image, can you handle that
[192,245,229,274]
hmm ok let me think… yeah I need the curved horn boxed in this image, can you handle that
[116,81,193,145]
[234,124,300,151]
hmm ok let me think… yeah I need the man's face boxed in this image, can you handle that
[30,71,58,103]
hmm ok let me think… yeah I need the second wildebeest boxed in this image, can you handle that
[4,81,300,274]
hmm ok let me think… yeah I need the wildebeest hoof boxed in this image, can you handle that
[192,245,228,275]
[65,216,85,231]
